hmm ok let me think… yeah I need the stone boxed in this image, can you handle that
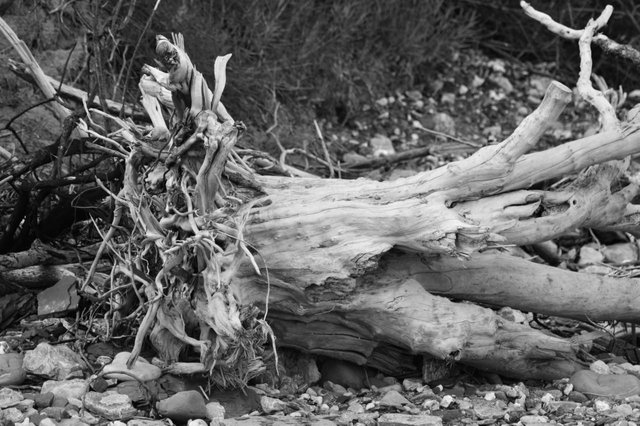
[473,400,507,419]
[379,390,410,408]
[102,352,162,382]
[83,391,137,421]
[23,342,86,380]
[402,378,422,392]
[489,75,514,93]
[370,134,395,158]
[37,276,80,316]
[2,406,24,423]
[41,406,68,421]
[41,379,89,400]
[116,381,149,404]
[519,415,549,425]
[259,395,287,414]
[571,370,640,399]
[0,353,26,386]
[205,401,225,421]
[578,245,605,266]
[432,112,456,135]
[127,420,172,426]
[567,390,589,403]
[602,243,638,265]
[378,413,442,425]
[90,376,109,393]
[590,360,611,375]
[547,400,579,414]
[29,391,54,408]
[52,395,69,407]
[156,390,207,422]
[0,387,23,408]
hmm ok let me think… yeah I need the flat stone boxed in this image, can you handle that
[379,389,411,408]
[259,395,287,414]
[473,400,507,419]
[0,353,26,386]
[103,352,161,382]
[127,420,172,426]
[83,391,137,421]
[0,387,23,408]
[378,413,442,425]
[41,379,89,400]
[156,390,207,422]
[571,370,640,399]
[23,342,86,380]
[37,276,80,316]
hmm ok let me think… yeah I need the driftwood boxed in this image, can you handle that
[5,3,640,384]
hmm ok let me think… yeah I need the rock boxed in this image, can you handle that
[342,151,368,166]
[378,413,442,425]
[370,134,395,158]
[489,75,514,93]
[379,390,410,408]
[115,381,148,403]
[127,420,172,426]
[259,395,287,414]
[567,390,589,403]
[2,406,24,423]
[84,391,137,421]
[520,415,549,425]
[324,381,347,395]
[439,394,454,408]
[40,418,58,426]
[41,406,68,421]
[205,401,225,421]
[37,276,80,316]
[578,245,604,266]
[156,390,207,422]
[547,400,579,414]
[594,399,611,412]
[0,387,23,408]
[473,400,507,419]
[590,360,611,375]
[602,242,638,265]
[0,353,26,386]
[571,370,640,399]
[23,342,86,380]
[41,379,89,400]
[402,378,423,392]
[432,112,456,135]
[90,376,109,393]
[103,352,162,382]
[440,93,456,105]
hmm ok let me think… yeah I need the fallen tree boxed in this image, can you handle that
[4,2,640,384]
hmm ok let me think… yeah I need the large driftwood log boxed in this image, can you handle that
[7,3,640,384]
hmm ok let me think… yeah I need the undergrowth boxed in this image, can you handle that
[143,0,479,128]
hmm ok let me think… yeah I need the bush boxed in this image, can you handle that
[140,0,478,128]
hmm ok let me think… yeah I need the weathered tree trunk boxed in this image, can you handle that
[5,3,640,384]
